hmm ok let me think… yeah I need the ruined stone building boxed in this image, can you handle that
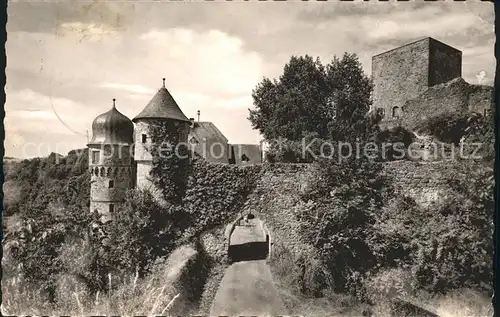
[88,79,263,220]
[372,37,493,131]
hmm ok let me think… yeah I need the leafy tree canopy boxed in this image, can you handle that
[248,53,376,142]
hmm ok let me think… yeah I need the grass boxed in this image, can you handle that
[268,243,371,317]
[2,270,181,316]
[431,289,493,317]
[1,245,198,316]
[268,246,493,317]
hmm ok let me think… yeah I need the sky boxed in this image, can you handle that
[5,0,495,158]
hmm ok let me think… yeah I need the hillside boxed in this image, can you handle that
[2,147,493,316]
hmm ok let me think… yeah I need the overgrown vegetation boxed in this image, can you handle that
[297,155,388,299]
[3,51,493,316]
[148,121,191,204]
[249,52,493,316]
[419,111,494,161]
[372,167,493,294]
[2,148,204,315]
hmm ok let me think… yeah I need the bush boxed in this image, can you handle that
[365,268,417,302]
[419,113,469,144]
[462,113,494,161]
[375,126,415,161]
[101,190,185,275]
[6,202,93,301]
[372,165,493,294]
[297,154,389,297]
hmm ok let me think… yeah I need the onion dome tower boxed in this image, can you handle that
[88,99,134,222]
[132,78,191,193]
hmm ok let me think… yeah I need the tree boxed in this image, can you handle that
[249,53,374,143]
[325,53,375,142]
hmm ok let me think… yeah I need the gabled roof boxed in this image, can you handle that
[133,79,190,122]
[190,121,229,144]
[188,121,230,163]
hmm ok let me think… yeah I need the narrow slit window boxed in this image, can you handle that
[92,150,100,164]
[142,134,147,143]
[109,180,114,188]
[109,204,114,213]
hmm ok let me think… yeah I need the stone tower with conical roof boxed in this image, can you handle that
[88,99,135,221]
[133,79,191,193]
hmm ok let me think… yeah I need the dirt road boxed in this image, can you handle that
[209,259,288,316]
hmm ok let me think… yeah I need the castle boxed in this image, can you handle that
[88,37,493,221]
[372,37,493,130]
[87,79,263,220]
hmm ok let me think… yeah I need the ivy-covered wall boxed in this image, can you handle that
[187,160,489,261]
[183,162,317,272]
[382,160,490,208]
[171,159,489,313]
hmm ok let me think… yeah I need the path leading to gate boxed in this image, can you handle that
[209,218,288,316]
[210,260,288,316]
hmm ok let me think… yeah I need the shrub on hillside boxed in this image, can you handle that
[102,190,186,275]
[375,126,415,161]
[372,165,493,294]
[6,201,94,302]
[419,111,494,160]
[462,113,494,161]
[297,154,389,298]
[419,113,469,145]
[4,149,90,219]
[364,268,417,302]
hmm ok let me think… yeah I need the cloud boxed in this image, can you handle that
[5,88,94,137]
[57,22,119,40]
[5,2,495,158]
[100,82,155,95]
[138,28,264,96]
[364,10,479,42]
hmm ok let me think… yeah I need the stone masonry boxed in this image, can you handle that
[372,37,462,126]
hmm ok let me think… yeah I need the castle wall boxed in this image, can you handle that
[382,160,489,208]
[199,164,316,267]
[428,39,462,86]
[468,84,494,115]
[196,160,488,292]
[134,121,152,162]
[90,166,134,201]
[372,38,430,121]
[401,78,470,130]
[399,78,494,131]
[136,161,154,192]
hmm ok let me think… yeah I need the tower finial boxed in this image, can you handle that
[162,78,166,88]
[112,98,116,108]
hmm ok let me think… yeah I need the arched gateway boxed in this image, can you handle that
[225,213,272,263]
